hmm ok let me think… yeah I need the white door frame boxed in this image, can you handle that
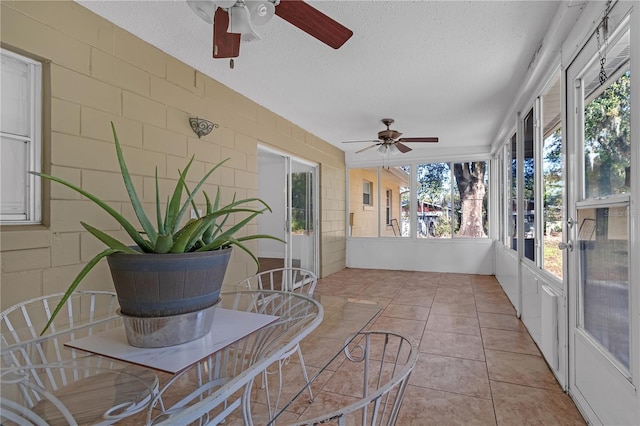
[564,4,638,424]
[257,146,319,276]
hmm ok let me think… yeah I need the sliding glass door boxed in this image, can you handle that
[257,147,318,275]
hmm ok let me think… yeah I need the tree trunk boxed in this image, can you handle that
[453,162,486,238]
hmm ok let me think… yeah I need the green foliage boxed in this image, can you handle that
[32,123,283,333]
[417,163,450,205]
[584,71,631,196]
[291,172,312,233]
[434,214,452,237]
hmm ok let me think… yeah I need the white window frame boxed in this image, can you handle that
[385,188,392,225]
[1,48,42,224]
[362,180,372,206]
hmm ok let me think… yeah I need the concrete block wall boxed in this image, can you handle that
[0,0,346,310]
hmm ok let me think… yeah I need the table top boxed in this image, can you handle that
[1,290,324,425]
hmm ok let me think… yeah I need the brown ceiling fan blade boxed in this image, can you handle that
[275,0,353,49]
[395,143,412,153]
[355,144,380,154]
[398,137,439,143]
[213,8,240,58]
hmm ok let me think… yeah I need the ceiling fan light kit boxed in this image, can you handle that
[187,0,218,24]
[187,0,353,60]
[228,4,262,41]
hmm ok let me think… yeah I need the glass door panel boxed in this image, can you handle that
[289,160,316,273]
[257,149,318,278]
[577,205,630,370]
[583,71,631,198]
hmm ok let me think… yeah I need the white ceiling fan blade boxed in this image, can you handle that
[355,144,380,154]
[342,139,379,144]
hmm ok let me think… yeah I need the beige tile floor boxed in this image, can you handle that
[264,268,587,425]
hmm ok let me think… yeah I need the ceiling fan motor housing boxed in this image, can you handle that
[378,129,402,141]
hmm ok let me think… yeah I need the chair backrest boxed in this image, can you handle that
[0,291,158,425]
[1,291,120,366]
[236,267,318,297]
[1,291,119,348]
[287,330,419,426]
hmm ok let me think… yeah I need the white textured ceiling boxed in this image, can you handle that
[77,0,562,160]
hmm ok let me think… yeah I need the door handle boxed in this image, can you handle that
[558,241,573,251]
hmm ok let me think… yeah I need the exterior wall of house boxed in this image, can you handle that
[0,0,346,310]
[348,167,407,237]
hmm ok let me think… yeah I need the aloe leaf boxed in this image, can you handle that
[164,157,193,232]
[235,234,286,244]
[153,234,174,254]
[163,195,171,234]
[81,222,138,253]
[181,208,260,252]
[173,158,230,234]
[194,236,230,252]
[111,122,157,244]
[30,172,153,253]
[208,191,234,241]
[223,237,260,270]
[170,218,204,253]
[202,192,214,243]
[155,168,164,234]
[213,208,266,241]
[182,180,201,220]
[40,248,119,335]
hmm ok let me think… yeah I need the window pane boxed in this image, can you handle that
[584,69,631,198]
[543,129,563,278]
[541,71,563,278]
[385,190,390,223]
[522,109,535,261]
[0,49,41,224]
[416,163,451,238]
[349,168,378,237]
[509,134,517,250]
[1,53,31,137]
[0,135,28,218]
[578,206,630,369]
[452,161,488,238]
[399,166,410,237]
[291,170,312,235]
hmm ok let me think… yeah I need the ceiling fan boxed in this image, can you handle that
[343,119,439,154]
[187,0,353,60]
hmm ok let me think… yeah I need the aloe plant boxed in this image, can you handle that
[33,122,282,333]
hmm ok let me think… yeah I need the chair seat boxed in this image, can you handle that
[30,365,157,425]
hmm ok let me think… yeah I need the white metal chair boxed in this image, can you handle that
[145,290,323,425]
[236,268,318,417]
[0,291,159,425]
[286,330,419,426]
